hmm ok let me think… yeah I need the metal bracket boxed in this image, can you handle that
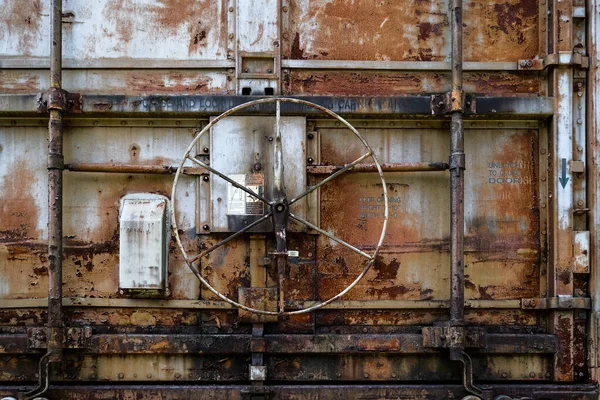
[36,89,83,114]
[518,53,590,71]
[27,327,92,350]
[521,296,591,310]
[422,326,485,349]
[431,92,475,115]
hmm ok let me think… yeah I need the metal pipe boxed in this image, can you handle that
[449,0,466,349]
[65,163,205,175]
[307,162,449,174]
[25,1,64,398]
[47,0,64,360]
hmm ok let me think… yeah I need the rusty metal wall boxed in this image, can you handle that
[0,0,597,399]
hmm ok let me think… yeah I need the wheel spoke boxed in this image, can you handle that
[187,155,270,204]
[189,212,273,263]
[289,212,373,260]
[289,151,372,205]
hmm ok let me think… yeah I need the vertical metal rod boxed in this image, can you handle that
[449,0,465,354]
[47,0,64,361]
[273,100,288,314]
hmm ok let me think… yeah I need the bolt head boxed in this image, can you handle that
[202,175,209,182]
[307,157,314,164]
[202,224,210,231]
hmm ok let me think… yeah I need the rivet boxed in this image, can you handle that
[228,33,234,39]
[283,32,289,40]
[542,203,546,208]
[362,327,368,333]
[364,373,369,378]
[541,149,546,154]
[133,373,138,378]
[498,122,504,127]
[118,373,124,379]
[120,120,127,126]
[529,372,536,378]
[577,200,584,206]
[307,157,314,164]
[93,120,99,126]
[203,146,209,153]
[336,373,341,378]
[10,120,16,126]
[362,121,368,126]
[202,224,210,231]
[577,119,582,124]
[542,230,547,235]
[389,121,395,127]
[392,373,397,378]
[307,132,314,139]
[502,372,507,379]
[202,175,209,182]
[541,176,546,181]
[148,121,154,126]
[577,146,583,152]
[282,6,288,12]
[416,122,422,127]
[147,373,152,379]
[175,373,181,379]
[578,92,583,97]
[228,6,234,12]
[335,121,340,126]
[176,120,181,126]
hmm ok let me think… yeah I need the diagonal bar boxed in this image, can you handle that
[289,213,372,260]
[289,151,372,205]
[187,155,270,204]
[189,212,273,263]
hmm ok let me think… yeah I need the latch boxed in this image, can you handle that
[520,296,591,310]
[518,52,589,71]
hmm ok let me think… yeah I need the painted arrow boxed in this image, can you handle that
[559,158,569,188]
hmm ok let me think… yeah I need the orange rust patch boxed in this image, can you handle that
[0,159,40,242]
[464,0,539,61]
[285,71,540,96]
[103,0,219,55]
[287,0,448,61]
[0,72,41,94]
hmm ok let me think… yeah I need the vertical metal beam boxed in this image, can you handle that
[449,0,466,351]
[549,0,575,382]
[588,0,600,384]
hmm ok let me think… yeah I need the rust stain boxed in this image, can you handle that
[287,0,448,61]
[103,0,218,55]
[126,72,214,94]
[0,0,42,56]
[464,0,538,61]
[0,159,40,242]
[286,71,539,96]
[0,72,41,94]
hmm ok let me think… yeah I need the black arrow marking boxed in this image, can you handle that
[559,158,569,189]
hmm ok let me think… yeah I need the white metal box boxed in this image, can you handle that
[119,194,169,292]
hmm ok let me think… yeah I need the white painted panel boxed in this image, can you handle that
[119,193,168,290]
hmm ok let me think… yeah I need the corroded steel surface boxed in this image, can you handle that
[0,0,596,398]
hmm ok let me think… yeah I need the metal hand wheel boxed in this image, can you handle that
[171,97,388,315]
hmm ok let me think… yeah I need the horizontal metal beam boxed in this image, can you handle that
[0,57,235,69]
[284,60,522,71]
[12,333,557,355]
[0,298,525,310]
[307,162,449,174]
[0,384,596,400]
[0,94,555,118]
[0,57,525,71]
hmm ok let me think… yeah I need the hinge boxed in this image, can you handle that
[27,327,92,349]
[521,296,591,310]
[518,52,589,71]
